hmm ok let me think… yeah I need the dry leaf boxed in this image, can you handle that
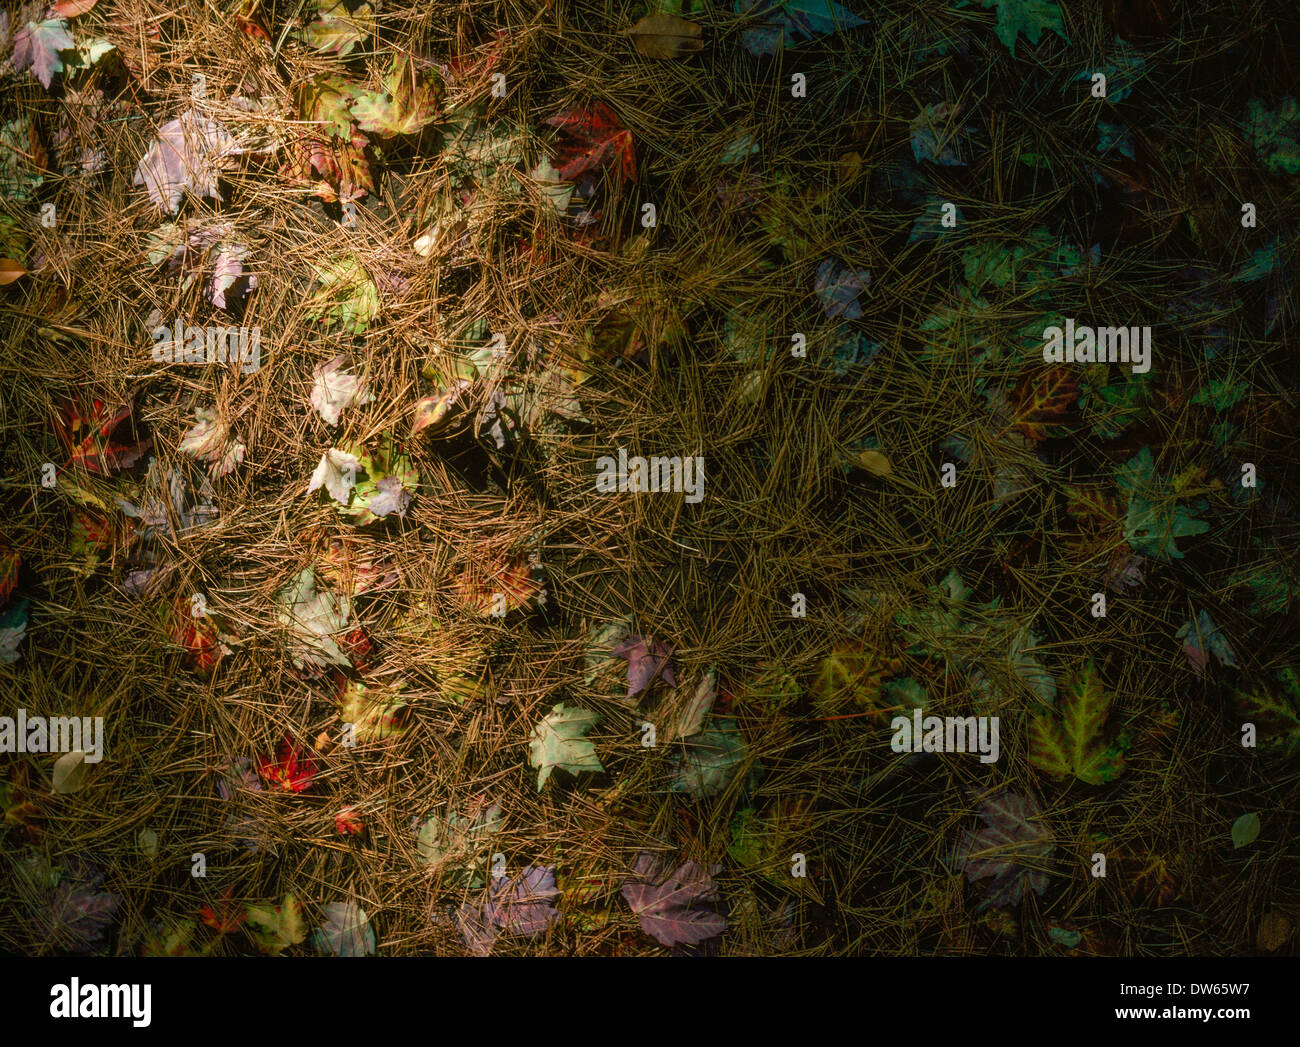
[0,259,28,285]
[625,14,704,59]
[52,750,90,794]
[1257,910,1292,951]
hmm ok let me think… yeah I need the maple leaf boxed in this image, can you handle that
[1246,97,1300,176]
[308,448,360,505]
[178,406,245,478]
[1233,668,1300,758]
[19,855,119,956]
[910,102,972,166]
[976,0,1069,56]
[1008,366,1079,441]
[133,109,240,214]
[953,790,1055,913]
[312,902,376,956]
[214,756,269,854]
[735,0,866,56]
[199,887,247,934]
[544,103,637,183]
[417,803,503,887]
[528,702,603,790]
[485,865,560,937]
[1175,610,1238,678]
[1028,660,1129,784]
[245,894,306,956]
[814,258,870,319]
[311,355,374,426]
[453,552,541,616]
[257,736,317,793]
[344,439,418,525]
[306,256,379,333]
[316,537,398,597]
[337,678,407,742]
[335,807,363,835]
[1115,447,1210,562]
[621,853,726,947]
[12,18,74,90]
[610,635,677,698]
[299,0,373,56]
[348,55,442,136]
[669,717,748,799]
[0,598,28,665]
[277,568,353,670]
[167,594,235,677]
[54,395,152,475]
[287,78,374,202]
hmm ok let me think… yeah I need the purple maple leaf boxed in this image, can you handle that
[12,19,74,90]
[610,636,676,698]
[32,857,119,955]
[952,790,1054,914]
[621,853,726,947]
[485,865,560,938]
[133,109,240,214]
[814,258,870,320]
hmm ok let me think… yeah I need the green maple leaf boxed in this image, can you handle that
[1115,447,1210,562]
[298,0,374,56]
[1028,660,1129,783]
[0,119,46,202]
[976,0,1069,56]
[1233,667,1300,758]
[246,894,306,956]
[669,717,748,799]
[349,55,442,136]
[529,703,603,790]
[416,804,503,886]
[344,436,418,525]
[306,256,379,333]
[338,679,407,741]
[1246,97,1300,175]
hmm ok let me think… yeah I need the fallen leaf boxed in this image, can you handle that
[0,259,27,284]
[625,14,704,59]
[257,736,316,793]
[544,103,637,183]
[311,355,374,426]
[52,750,90,794]
[12,19,74,90]
[621,853,726,947]
[277,567,353,670]
[133,109,240,214]
[953,790,1055,913]
[246,894,306,955]
[528,702,603,789]
[1257,910,1292,951]
[1028,660,1129,784]
[1232,812,1260,849]
[610,635,676,698]
[312,901,376,956]
[485,865,560,937]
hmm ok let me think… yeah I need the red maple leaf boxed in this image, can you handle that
[544,103,636,184]
[445,29,509,84]
[199,887,247,934]
[53,396,152,475]
[257,737,317,793]
[335,806,364,835]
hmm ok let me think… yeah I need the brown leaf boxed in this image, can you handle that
[1257,911,1292,952]
[0,259,28,285]
[625,14,704,60]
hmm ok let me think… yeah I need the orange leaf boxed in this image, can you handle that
[1009,366,1080,442]
[0,260,27,285]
